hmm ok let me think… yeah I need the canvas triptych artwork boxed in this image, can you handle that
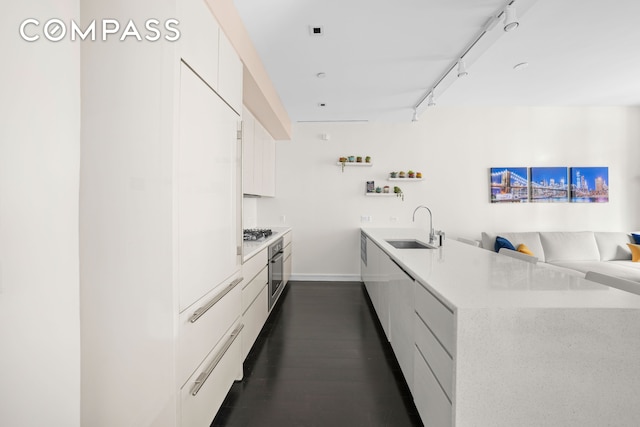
[490,167,609,203]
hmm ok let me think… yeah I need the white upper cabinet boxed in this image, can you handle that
[178,0,243,115]
[242,107,275,197]
[261,130,276,197]
[242,106,256,195]
[178,0,220,90]
[217,31,243,114]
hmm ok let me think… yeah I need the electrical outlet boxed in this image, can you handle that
[390,216,399,222]
[280,215,286,223]
[360,215,372,223]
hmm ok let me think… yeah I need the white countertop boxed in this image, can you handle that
[243,227,291,262]
[361,227,640,310]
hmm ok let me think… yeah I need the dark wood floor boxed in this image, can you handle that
[211,281,423,427]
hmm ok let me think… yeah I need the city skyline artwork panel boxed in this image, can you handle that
[530,167,569,203]
[570,167,609,203]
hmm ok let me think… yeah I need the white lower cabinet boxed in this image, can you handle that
[241,287,268,360]
[283,230,292,286]
[180,321,244,427]
[413,346,452,427]
[240,248,269,360]
[178,277,242,386]
[361,232,455,427]
[362,237,391,339]
[413,281,455,426]
[389,260,415,392]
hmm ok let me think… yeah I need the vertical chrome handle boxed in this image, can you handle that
[191,323,244,396]
[189,277,243,323]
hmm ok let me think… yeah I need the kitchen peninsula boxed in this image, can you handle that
[361,228,640,427]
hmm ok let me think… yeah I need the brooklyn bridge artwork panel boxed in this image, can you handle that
[490,167,529,203]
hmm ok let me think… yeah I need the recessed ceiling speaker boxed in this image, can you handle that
[309,25,324,36]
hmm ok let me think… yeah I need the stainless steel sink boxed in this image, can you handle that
[386,239,436,249]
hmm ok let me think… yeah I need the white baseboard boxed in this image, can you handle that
[290,273,362,282]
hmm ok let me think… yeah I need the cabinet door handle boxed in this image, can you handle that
[189,277,243,324]
[190,323,244,397]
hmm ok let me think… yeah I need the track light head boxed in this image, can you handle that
[412,108,419,122]
[457,59,468,78]
[427,91,436,107]
[503,4,519,31]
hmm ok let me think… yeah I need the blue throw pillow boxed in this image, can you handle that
[495,236,516,253]
[632,233,640,244]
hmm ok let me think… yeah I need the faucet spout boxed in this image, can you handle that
[412,205,435,244]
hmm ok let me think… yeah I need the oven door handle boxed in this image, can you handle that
[271,251,284,261]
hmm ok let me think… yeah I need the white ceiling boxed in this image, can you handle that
[233,0,640,123]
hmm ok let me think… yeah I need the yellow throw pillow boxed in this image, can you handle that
[627,243,640,262]
[517,243,534,256]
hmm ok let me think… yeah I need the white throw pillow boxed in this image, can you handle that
[594,232,633,261]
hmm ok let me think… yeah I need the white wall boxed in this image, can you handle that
[0,1,81,426]
[257,107,640,279]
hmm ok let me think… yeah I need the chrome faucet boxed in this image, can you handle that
[413,205,435,245]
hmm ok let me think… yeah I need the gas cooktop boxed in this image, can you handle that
[243,228,273,241]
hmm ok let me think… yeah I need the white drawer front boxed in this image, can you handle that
[178,279,241,387]
[284,255,292,286]
[242,267,268,313]
[415,281,454,354]
[283,230,292,247]
[283,241,292,261]
[243,249,267,284]
[181,323,243,427]
[415,313,453,400]
[242,286,268,360]
[413,347,452,427]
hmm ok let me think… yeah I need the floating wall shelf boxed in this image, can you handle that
[337,162,373,172]
[389,177,423,181]
[365,192,396,197]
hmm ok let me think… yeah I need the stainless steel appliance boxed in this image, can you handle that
[268,237,284,310]
[243,228,273,241]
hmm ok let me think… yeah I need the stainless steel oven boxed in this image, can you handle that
[268,237,284,310]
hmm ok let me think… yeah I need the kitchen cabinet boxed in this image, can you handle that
[389,260,415,392]
[217,30,243,114]
[241,106,256,195]
[414,281,453,426]
[240,248,269,360]
[283,230,293,285]
[178,0,219,89]
[242,107,276,197]
[361,236,390,339]
[180,321,244,427]
[261,130,276,197]
[80,0,243,425]
[178,62,241,311]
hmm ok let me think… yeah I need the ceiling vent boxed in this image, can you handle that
[309,25,324,36]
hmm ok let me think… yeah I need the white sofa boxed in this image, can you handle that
[480,231,640,283]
